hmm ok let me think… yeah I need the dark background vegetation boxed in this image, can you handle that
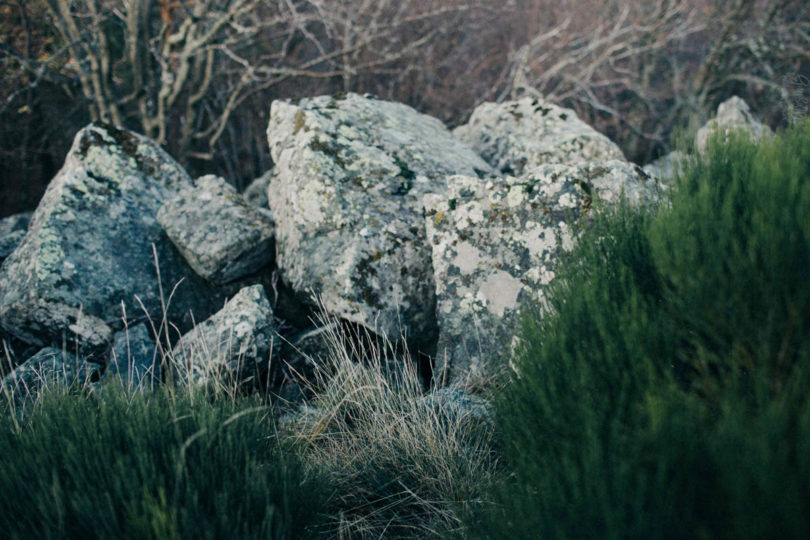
[473,122,810,539]
[2,0,809,217]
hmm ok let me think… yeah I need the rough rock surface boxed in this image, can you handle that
[158,175,275,284]
[267,92,493,348]
[242,169,273,211]
[0,123,221,351]
[1,347,101,403]
[0,212,31,262]
[172,285,278,385]
[453,97,625,175]
[421,387,492,423]
[695,96,772,156]
[424,161,655,382]
[644,150,689,181]
[282,323,340,371]
[106,324,158,388]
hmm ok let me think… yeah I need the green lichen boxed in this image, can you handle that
[392,153,415,195]
[310,136,347,168]
[293,110,308,135]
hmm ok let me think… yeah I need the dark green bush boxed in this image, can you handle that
[474,121,810,539]
[0,384,327,539]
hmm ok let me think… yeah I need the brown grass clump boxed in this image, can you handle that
[281,317,497,539]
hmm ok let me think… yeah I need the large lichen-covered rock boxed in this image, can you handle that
[1,347,101,404]
[157,175,275,284]
[267,93,493,349]
[0,212,31,262]
[453,97,625,176]
[0,123,221,351]
[424,161,655,383]
[172,284,278,386]
[695,96,772,156]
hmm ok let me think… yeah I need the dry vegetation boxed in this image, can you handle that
[1,0,808,214]
[2,301,498,539]
[280,318,496,538]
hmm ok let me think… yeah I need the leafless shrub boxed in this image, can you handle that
[496,0,810,161]
[1,1,807,215]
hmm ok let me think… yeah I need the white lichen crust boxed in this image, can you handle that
[425,161,655,383]
[172,284,277,386]
[453,97,625,175]
[266,93,493,347]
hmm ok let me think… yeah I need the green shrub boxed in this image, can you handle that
[0,383,327,539]
[474,121,810,539]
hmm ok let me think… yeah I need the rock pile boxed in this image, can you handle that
[266,93,492,353]
[0,124,221,353]
[0,94,768,401]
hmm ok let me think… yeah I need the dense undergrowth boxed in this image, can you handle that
[472,121,810,538]
[0,384,328,539]
[2,121,810,539]
[280,321,496,538]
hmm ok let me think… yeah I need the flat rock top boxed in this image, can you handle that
[267,92,493,238]
[454,97,625,175]
[269,93,493,196]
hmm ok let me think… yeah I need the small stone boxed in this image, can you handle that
[695,96,772,156]
[1,347,101,404]
[454,97,625,175]
[171,284,278,386]
[158,175,275,284]
[421,387,492,424]
[282,323,340,372]
[242,169,273,211]
[643,150,689,182]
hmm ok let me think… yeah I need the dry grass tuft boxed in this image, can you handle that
[282,314,497,539]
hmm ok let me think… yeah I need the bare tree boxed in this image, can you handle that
[497,0,810,160]
[2,0,807,216]
[15,0,489,170]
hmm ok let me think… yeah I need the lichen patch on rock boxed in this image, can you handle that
[266,93,493,351]
[425,161,655,383]
[453,97,625,175]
